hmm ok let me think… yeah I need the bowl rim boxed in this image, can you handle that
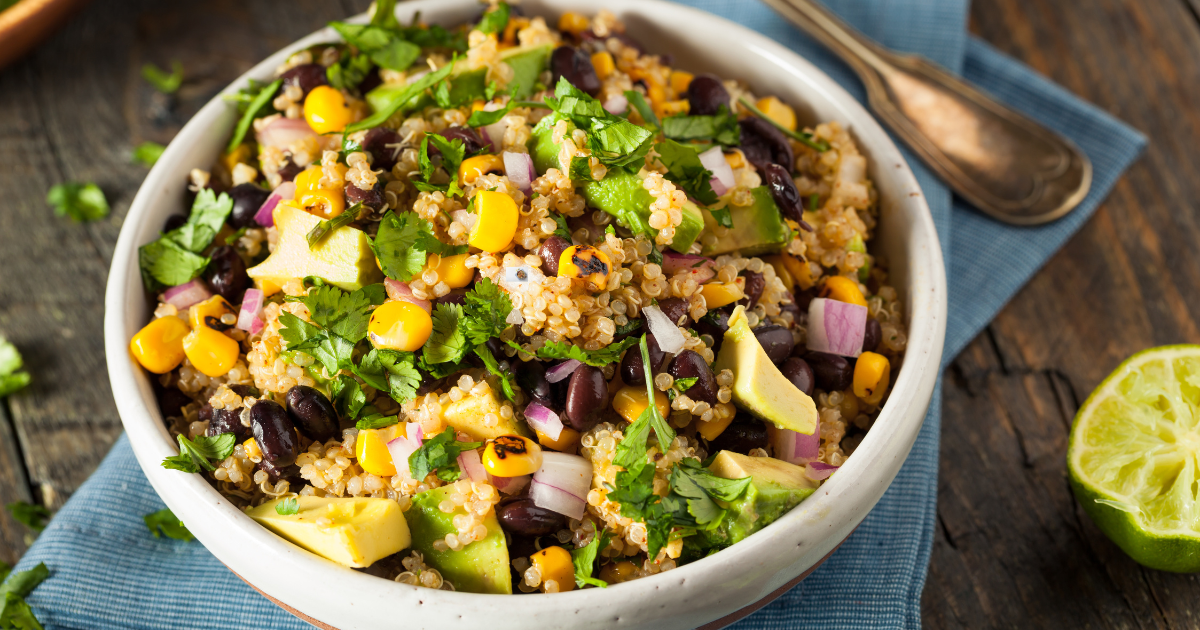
[103,1,947,628]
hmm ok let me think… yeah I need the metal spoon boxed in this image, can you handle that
[761,0,1092,225]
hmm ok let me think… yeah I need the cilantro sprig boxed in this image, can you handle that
[408,427,482,482]
[138,188,234,290]
[162,433,237,473]
[370,210,466,282]
[275,497,300,516]
[133,141,166,167]
[0,337,30,398]
[352,347,422,405]
[144,508,195,541]
[572,529,610,588]
[0,562,49,630]
[517,336,639,368]
[47,182,109,223]
[655,139,718,206]
[545,77,655,172]
[661,105,740,146]
[475,1,510,35]
[142,61,183,94]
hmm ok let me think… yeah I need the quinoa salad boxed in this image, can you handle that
[129,1,907,595]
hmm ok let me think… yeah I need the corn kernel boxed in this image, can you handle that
[853,352,891,405]
[599,560,639,584]
[502,16,530,45]
[431,253,474,289]
[655,99,690,119]
[188,295,235,330]
[612,386,670,423]
[755,96,797,131]
[724,149,747,170]
[648,82,666,108]
[530,546,576,592]
[535,427,580,453]
[182,326,240,378]
[669,70,694,96]
[468,190,519,253]
[299,188,346,220]
[763,255,795,291]
[356,425,404,476]
[781,254,814,290]
[699,280,745,309]
[697,412,735,441]
[303,85,355,135]
[557,245,611,291]
[368,300,433,352]
[820,276,867,307]
[482,435,543,477]
[129,316,190,374]
[458,154,506,187]
[591,52,615,80]
[243,438,262,461]
[557,11,590,35]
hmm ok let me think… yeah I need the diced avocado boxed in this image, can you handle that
[247,203,382,295]
[246,496,411,568]
[441,386,530,440]
[502,44,552,99]
[366,44,552,113]
[706,450,818,545]
[713,305,818,434]
[700,187,791,257]
[406,486,511,594]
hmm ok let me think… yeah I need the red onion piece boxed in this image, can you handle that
[406,421,423,446]
[530,452,592,520]
[457,448,487,482]
[709,176,729,196]
[545,359,581,384]
[386,436,418,479]
[489,474,530,495]
[807,297,868,357]
[161,279,212,309]
[662,252,717,285]
[603,93,628,115]
[642,304,686,354]
[530,479,587,521]
[254,181,295,227]
[699,146,736,194]
[523,402,564,440]
[236,288,264,333]
[502,151,535,194]
[384,278,432,313]
[256,117,317,149]
[805,461,839,481]
[772,414,820,465]
[480,102,508,150]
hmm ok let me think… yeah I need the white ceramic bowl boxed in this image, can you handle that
[104,1,946,628]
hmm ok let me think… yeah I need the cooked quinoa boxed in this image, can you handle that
[131,2,906,595]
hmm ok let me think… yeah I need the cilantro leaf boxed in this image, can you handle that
[427,134,466,176]
[327,53,375,91]
[424,303,469,365]
[142,61,183,93]
[5,503,48,533]
[162,433,237,473]
[613,319,642,337]
[346,58,457,133]
[0,563,47,600]
[461,277,513,345]
[0,338,30,398]
[668,376,698,401]
[475,2,510,35]
[569,155,597,183]
[355,412,400,430]
[278,312,355,376]
[351,347,391,391]
[330,374,367,420]
[187,188,236,241]
[611,335,676,473]
[545,78,654,172]
[551,212,572,241]
[532,336,639,368]
[138,239,210,290]
[371,0,399,28]
[371,211,437,282]
[299,284,378,343]
[143,508,194,541]
[708,206,733,229]
[0,562,48,630]
[46,182,109,222]
[408,427,482,481]
[655,139,718,205]
[473,344,516,401]
[662,105,740,146]
[624,90,659,129]
[275,497,300,516]
[133,141,166,167]
[381,350,422,403]
[227,79,281,153]
[572,530,610,588]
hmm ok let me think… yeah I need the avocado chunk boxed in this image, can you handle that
[706,450,818,545]
[405,486,512,594]
[441,385,530,440]
[713,305,818,434]
[530,118,704,253]
[701,186,790,256]
[366,44,552,113]
[246,203,382,295]
[246,496,411,568]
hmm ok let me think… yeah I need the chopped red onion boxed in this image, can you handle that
[384,278,432,313]
[502,151,535,194]
[603,93,628,115]
[805,461,839,481]
[236,288,264,334]
[530,479,586,521]
[457,448,487,482]
[490,474,530,496]
[256,117,317,149]
[807,297,868,357]
[254,181,295,227]
[530,452,592,520]
[699,146,736,196]
[523,402,564,440]
[662,252,716,285]
[709,176,729,196]
[772,416,820,465]
[161,279,211,309]
[642,304,686,354]
[407,422,423,446]
[481,102,508,150]
[545,359,581,383]
[386,436,418,479]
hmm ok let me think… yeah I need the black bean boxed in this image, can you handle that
[779,296,804,329]
[362,127,403,172]
[686,74,730,116]
[251,401,299,466]
[438,126,491,155]
[764,163,806,225]
[739,270,765,309]
[345,182,385,211]
[156,387,191,420]
[753,325,793,364]
[863,319,882,354]
[709,414,769,454]
[695,308,732,353]
[550,45,601,96]
[280,63,328,98]
[434,288,468,307]
[285,386,339,442]
[277,158,302,183]
[565,365,608,431]
[227,183,270,229]
[359,68,383,95]
[804,352,853,392]
[198,404,214,422]
[497,499,566,537]
[537,235,571,277]
[668,350,718,405]
[516,361,557,411]
[793,287,817,313]
[657,297,690,326]
[207,406,249,440]
[257,458,301,484]
[163,213,188,233]
[739,117,794,174]
[205,246,248,303]
[620,333,664,386]
[780,357,816,397]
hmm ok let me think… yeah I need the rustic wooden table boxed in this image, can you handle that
[0,0,1191,626]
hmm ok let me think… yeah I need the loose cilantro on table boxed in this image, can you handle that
[275,497,300,516]
[5,503,48,533]
[138,188,234,290]
[571,530,610,588]
[475,1,510,35]
[0,337,30,398]
[408,427,482,482]
[143,508,194,541]
[655,139,718,206]
[226,78,282,152]
[162,433,237,474]
[142,61,183,94]
[0,562,49,630]
[371,210,467,282]
[662,105,740,146]
[133,141,166,167]
[46,182,109,222]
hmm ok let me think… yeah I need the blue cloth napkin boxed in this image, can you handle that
[13,1,1145,628]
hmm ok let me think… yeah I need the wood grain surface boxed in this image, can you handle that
[0,0,1188,627]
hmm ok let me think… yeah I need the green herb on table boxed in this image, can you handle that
[0,562,49,630]
[141,61,184,94]
[46,182,109,222]
[408,427,483,482]
[5,503,48,533]
[274,497,300,516]
[143,508,194,541]
[132,141,166,167]
[737,96,830,152]
[0,337,30,398]
[161,433,237,474]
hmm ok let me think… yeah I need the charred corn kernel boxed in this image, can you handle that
[355,425,404,476]
[763,255,795,291]
[700,281,745,309]
[431,253,474,288]
[670,70,694,95]
[782,254,814,290]
[535,427,580,453]
[725,149,747,170]
[299,188,346,220]
[655,99,690,118]
[468,190,519,253]
[458,154,506,187]
[591,52,615,80]
[482,435,543,477]
[557,245,611,291]
[697,411,736,441]
[188,295,235,330]
[599,560,639,584]
[129,316,190,374]
[222,143,252,173]
[820,275,868,307]
[368,300,433,352]
[303,85,355,134]
[530,546,576,592]
[853,352,891,405]
[182,326,240,378]
[557,11,590,35]
[243,438,262,461]
[755,96,797,131]
[612,386,670,423]
[502,17,530,46]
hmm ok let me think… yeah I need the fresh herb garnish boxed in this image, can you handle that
[464,99,547,127]
[423,303,469,365]
[545,77,655,172]
[46,182,109,222]
[144,508,194,541]
[551,212,573,241]
[142,61,184,94]
[667,376,698,401]
[133,141,166,167]
[345,58,458,134]
[523,335,640,368]
[655,139,718,205]
[462,277,513,345]
[275,497,300,516]
[328,24,421,74]
[0,337,30,398]
[162,433,237,474]
[327,52,375,91]
[572,529,610,588]
[226,79,282,152]
[351,347,422,405]
[624,90,659,130]
[737,96,829,152]
[138,188,234,290]
[474,344,517,401]
[475,1,510,35]
[661,105,740,146]
[569,155,597,183]
[809,193,819,212]
[224,226,247,245]
[306,203,363,248]
[356,412,400,430]
[5,503,48,533]
[0,562,49,630]
[408,427,482,482]
[613,319,642,337]
[330,374,367,420]
[370,210,467,282]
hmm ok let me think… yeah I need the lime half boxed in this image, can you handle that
[1069,345,1200,572]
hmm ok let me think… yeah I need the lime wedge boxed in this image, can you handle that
[1068,345,1200,572]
